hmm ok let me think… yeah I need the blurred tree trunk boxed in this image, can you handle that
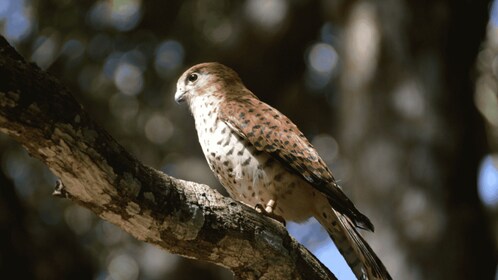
[335,0,496,279]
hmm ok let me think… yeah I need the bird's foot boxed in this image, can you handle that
[255,200,286,225]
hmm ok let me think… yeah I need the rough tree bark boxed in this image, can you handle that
[0,36,336,280]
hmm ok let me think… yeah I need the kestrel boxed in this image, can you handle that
[175,62,391,280]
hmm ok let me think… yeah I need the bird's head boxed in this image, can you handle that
[175,62,245,104]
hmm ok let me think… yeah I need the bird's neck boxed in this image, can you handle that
[189,94,223,133]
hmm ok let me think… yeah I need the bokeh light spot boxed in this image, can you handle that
[154,40,184,78]
[306,42,338,90]
[244,0,287,32]
[144,114,174,144]
[114,62,143,96]
[110,0,142,31]
[108,254,139,280]
[31,34,59,70]
[88,0,142,31]
[478,155,498,207]
[139,245,180,278]
[343,2,380,90]
[392,78,425,120]
[309,43,338,74]
[4,9,32,42]
[205,20,233,44]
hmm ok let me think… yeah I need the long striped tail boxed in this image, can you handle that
[315,208,392,280]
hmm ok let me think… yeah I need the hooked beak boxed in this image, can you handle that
[174,87,187,103]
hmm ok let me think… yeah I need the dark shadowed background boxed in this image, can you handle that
[0,0,497,279]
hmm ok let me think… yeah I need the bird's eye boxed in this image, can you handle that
[187,73,198,83]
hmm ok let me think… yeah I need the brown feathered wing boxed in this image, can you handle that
[219,95,374,231]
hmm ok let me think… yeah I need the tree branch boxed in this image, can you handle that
[0,36,335,280]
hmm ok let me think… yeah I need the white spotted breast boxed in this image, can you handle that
[189,95,317,222]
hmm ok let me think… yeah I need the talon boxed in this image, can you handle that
[265,199,275,213]
[255,204,265,213]
[254,199,285,225]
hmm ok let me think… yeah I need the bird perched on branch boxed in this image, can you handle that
[175,62,391,280]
